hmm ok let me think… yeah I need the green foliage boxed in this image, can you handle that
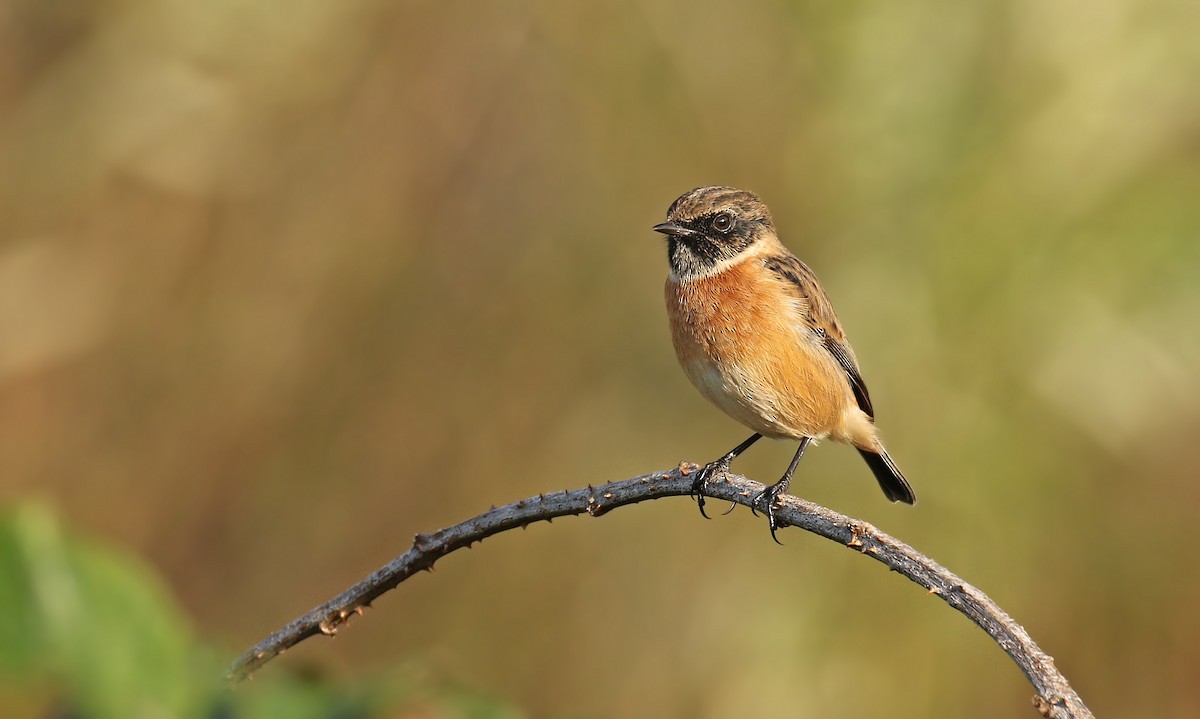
[0,502,197,717]
[0,504,520,719]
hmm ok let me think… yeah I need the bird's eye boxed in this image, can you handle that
[712,212,735,233]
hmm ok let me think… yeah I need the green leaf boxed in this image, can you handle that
[0,502,200,718]
[0,503,525,718]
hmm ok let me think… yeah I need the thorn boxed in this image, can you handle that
[338,610,349,619]
[538,493,546,500]
[846,524,864,548]
[1032,695,1058,718]
[864,546,879,555]
[587,484,594,491]
[318,619,338,636]
[354,606,366,616]
[928,587,942,595]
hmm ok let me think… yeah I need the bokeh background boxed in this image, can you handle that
[2,1,1199,717]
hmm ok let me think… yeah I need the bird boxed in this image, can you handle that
[653,185,915,542]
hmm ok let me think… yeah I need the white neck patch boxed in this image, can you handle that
[668,239,775,283]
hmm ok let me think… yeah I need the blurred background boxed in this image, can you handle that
[2,0,1199,717]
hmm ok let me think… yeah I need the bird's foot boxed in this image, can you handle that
[751,482,788,545]
[690,458,732,519]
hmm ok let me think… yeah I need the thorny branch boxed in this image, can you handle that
[226,465,1093,719]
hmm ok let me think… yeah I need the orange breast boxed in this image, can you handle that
[666,260,854,440]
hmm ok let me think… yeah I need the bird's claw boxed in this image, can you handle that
[751,484,786,545]
[691,458,730,519]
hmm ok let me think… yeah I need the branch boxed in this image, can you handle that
[226,465,1093,719]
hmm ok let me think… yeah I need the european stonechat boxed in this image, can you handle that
[653,185,915,541]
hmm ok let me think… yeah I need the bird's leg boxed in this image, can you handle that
[692,433,762,518]
[751,437,812,544]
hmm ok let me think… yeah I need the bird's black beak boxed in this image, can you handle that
[652,221,699,238]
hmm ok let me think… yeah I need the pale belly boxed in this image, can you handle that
[678,339,846,440]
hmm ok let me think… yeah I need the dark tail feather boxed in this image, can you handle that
[857,448,916,505]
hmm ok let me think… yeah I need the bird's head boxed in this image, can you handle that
[653,185,776,280]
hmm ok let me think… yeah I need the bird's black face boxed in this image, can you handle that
[653,186,775,279]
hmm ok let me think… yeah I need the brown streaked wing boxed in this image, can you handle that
[762,254,875,419]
